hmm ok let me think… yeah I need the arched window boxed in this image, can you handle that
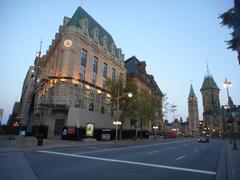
[89,103,94,111]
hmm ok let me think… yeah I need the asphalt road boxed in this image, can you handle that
[24,138,224,180]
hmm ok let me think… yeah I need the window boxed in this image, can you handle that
[89,103,94,111]
[92,57,98,85]
[92,72,97,85]
[93,57,98,73]
[102,63,107,78]
[82,20,88,35]
[80,49,87,80]
[103,36,108,47]
[102,78,106,89]
[101,106,105,114]
[81,49,87,66]
[94,29,99,43]
[111,44,115,55]
[112,68,116,80]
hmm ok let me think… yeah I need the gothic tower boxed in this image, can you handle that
[200,74,221,132]
[188,84,199,135]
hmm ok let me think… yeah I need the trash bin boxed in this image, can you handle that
[37,136,43,146]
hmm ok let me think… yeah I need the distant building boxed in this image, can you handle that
[200,74,224,135]
[7,102,20,127]
[18,66,36,132]
[188,84,199,135]
[125,56,163,133]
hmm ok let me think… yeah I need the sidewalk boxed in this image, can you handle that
[0,135,168,153]
[216,139,240,180]
[227,139,240,180]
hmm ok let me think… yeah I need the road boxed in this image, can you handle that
[20,138,224,180]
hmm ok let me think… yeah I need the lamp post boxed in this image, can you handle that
[113,91,132,141]
[223,78,232,106]
[153,126,159,140]
[223,78,238,150]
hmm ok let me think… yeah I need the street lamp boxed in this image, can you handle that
[223,78,238,150]
[223,78,232,106]
[114,91,132,141]
[153,126,159,139]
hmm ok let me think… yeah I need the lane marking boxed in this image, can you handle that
[147,151,158,154]
[176,155,186,160]
[74,139,193,155]
[193,149,199,152]
[38,150,216,175]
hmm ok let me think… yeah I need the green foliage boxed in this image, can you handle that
[219,7,239,51]
[219,8,235,28]
[106,77,159,128]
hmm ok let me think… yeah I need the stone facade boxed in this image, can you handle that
[19,7,127,138]
[125,56,163,133]
[188,84,199,135]
[200,75,224,135]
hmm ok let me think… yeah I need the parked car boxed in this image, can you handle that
[198,137,209,143]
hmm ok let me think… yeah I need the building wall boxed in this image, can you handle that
[28,8,127,137]
[188,97,199,134]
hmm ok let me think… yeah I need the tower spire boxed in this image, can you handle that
[206,59,210,76]
[39,38,42,57]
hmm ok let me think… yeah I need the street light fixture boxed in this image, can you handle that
[223,78,232,105]
[223,78,238,150]
[114,91,132,141]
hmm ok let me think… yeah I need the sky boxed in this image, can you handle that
[1,0,239,124]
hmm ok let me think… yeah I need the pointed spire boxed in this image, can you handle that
[39,38,42,57]
[189,84,196,98]
[36,39,43,58]
[206,59,210,76]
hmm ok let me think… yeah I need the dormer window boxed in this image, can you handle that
[103,36,108,50]
[111,43,115,56]
[93,28,99,44]
[117,48,122,58]
[81,19,88,35]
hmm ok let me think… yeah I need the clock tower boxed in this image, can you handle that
[188,84,199,135]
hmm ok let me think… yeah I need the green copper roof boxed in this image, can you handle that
[200,76,220,91]
[67,7,115,47]
[189,84,196,97]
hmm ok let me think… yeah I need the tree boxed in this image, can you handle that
[219,4,240,64]
[106,77,138,139]
[135,90,159,139]
[107,77,160,140]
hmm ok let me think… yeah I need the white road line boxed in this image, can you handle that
[38,150,216,175]
[193,149,199,152]
[75,139,193,155]
[147,151,158,154]
[176,155,186,160]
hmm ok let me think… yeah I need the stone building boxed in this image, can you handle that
[125,56,163,133]
[19,7,126,138]
[188,84,199,135]
[200,75,224,135]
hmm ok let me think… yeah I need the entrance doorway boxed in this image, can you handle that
[54,119,65,135]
